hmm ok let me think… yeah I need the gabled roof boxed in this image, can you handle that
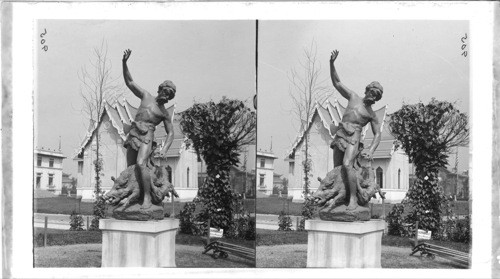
[286,99,389,159]
[74,100,180,159]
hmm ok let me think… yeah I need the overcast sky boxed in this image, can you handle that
[35,20,470,178]
[257,20,470,176]
[35,20,256,175]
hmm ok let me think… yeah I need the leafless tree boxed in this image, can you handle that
[288,41,331,195]
[78,41,123,229]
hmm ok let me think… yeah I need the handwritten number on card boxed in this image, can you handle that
[461,33,467,57]
[40,28,48,52]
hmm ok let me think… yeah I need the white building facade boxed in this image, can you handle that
[74,100,199,201]
[256,150,278,195]
[286,100,410,203]
[34,148,66,194]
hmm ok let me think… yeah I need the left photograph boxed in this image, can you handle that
[34,20,256,268]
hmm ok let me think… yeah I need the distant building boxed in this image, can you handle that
[34,147,66,194]
[286,100,410,203]
[409,167,469,201]
[74,100,199,201]
[256,150,278,195]
[198,145,257,198]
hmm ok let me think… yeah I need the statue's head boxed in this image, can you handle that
[364,81,383,104]
[157,80,176,103]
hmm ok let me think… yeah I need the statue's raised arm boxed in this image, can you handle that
[329,50,357,100]
[122,49,149,99]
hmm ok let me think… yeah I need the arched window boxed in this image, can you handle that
[187,167,190,188]
[166,166,172,183]
[376,167,383,189]
[398,169,401,189]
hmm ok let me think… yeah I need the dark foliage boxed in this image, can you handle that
[69,210,85,231]
[389,99,469,234]
[180,97,256,233]
[278,211,293,231]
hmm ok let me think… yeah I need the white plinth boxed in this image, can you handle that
[305,219,385,268]
[100,218,179,267]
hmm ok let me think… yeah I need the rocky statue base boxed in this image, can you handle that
[318,204,370,222]
[312,164,383,222]
[100,218,179,267]
[305,219,384,268]
[111,204,165,221]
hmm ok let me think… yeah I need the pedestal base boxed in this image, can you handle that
[305,219,384,268]
[100,218,179,267]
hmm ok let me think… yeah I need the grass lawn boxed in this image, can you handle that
[34,228,254,248]
[35,197,255,216]
[34,244,253,268]
[35,196,95,215]
[256,229,470,253]
[256,244,466,268]
[256,196,469,217]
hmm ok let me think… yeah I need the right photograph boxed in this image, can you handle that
[256,20,470,269]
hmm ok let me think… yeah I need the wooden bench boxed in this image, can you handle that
[201,219,256,261]
[411,243,469,267]
[203,240,255,261]
[407,221,470,267]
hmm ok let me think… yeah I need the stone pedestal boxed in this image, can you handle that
[305,219,384,268]
[100,218,179,267]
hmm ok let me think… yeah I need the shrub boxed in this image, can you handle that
[89,194,106,231]
[226,214,256,240]
[297,199,315,231]
[225,195,256,240]
[386,203,411,237]
[70,184,77,195]
[69,210,84,231]
[278,211,293,231]
[435,215,471,243]
[61,186,69,196]
[179,202,197,234]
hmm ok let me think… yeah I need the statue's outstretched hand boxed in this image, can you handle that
[123,49,132,62]
[330,50,339,63]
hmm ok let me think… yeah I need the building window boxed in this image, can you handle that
[289,162,295,175]
[48,174,54,186]
[36,173,42,188]
[260,159,265,168]
[376,167,383,189]
[398,169,401,189]
[49,158,54,168]
[166,166,172,183]
[37,156,42,166]
[187,167,190,188]
[78,161,83,174]
[259,174,265,188]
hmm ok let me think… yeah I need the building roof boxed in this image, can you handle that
[35,147,66,158]
[286,99,389,159]
[257,150,278,159]
[74,99,182,159]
